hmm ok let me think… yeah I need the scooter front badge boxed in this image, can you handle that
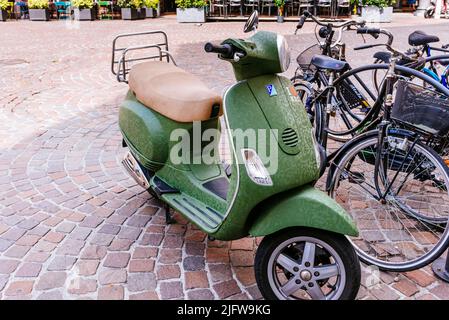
[266,84,277,97]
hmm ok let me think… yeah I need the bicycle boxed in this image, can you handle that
[322,28,449,271]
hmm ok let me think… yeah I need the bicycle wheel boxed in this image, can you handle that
[328,131,449,271]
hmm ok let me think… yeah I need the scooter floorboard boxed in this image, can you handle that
[162,192,225,232]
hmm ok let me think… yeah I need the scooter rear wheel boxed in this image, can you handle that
[254,227,361,300]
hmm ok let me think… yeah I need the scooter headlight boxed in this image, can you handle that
[277,35,291,73]
[241,149,273,186]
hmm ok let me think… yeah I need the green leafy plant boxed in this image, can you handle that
[360,0,395,7]
[0,0,10,10]
[143,0,159,8]
[175,0,207,9]
[117,0,144,8]
[72,0,94,9]
[28,0,49,9]
[274,0,285,16]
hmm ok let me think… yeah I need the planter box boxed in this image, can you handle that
[121,8,145,20]
[176,7,205,23]
[0,10,7,21]
[144,7,158,18]
[29,8,50,21]
[360,6,393,23]
[74,8,95,20]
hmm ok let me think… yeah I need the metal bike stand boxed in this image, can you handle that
[432,251,449,283]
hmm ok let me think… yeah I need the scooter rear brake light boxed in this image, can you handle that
[241,149,273,186]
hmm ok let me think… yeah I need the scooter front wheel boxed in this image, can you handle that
[254,228,361,300]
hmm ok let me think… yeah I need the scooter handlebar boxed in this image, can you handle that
[357,27,380,39]
[204,43,234,58]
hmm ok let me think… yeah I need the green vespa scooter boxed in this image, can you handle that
[112,12,361,300]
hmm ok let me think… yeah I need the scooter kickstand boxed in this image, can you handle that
[165,204,175,224]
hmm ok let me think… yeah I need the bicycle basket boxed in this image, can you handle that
[296,44,322,73]
[392,80,449,136]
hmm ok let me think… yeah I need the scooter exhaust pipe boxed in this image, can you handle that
[121,151,150,190]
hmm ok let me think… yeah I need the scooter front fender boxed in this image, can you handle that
[248,185,358,237]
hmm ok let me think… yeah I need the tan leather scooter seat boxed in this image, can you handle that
[128,61,222,123]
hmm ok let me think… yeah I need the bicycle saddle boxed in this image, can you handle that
[408,31,440,47]
[310,55,349,71]
[128,61,222,123]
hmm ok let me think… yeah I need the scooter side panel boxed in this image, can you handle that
[248,184,358,237]
[119,90,192,171]
[212,77,321,240]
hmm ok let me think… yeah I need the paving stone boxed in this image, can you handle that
[90,233,115,246]
[0,259,20,274]
[213,280,241,299]
[16,263,42,277]
[48,256,77,271]
[126,215,151,228]
[98,224,121,235]
[187,289,215,300]
[160,281,183,299]
[76,260,100,276]
[1,228,26,241]
[68,279,97,295]
[17,219,40,230]
[98,269,127,285]
[183,256,205,271]
[118,227,142,241]
[430,284,449,299]
[5,281,34,296]
[37,290,64,300]
[234,267,256,286]
[230,250,253,267]
[36,272,67,290]
[209,264,233,282]
[25,252,51,263]
[129,259,155,273]
[371,285,401,300]
[163,234,184,248]
[132,247,158,259]
[98,285,124,300]
[56,239,85,256]
[140,233,163,246]
[108,238,133,251]
[80,245,107,260]
[127,273,156,292]
[156,264,180,280]
[16,235,41,246]
[55,222,76,234]
[68,227,92,241]
[404,270,436,287]
[185,242,205,256]
[103,253,131,268]
[185,271,209,289]
[4,245,31,258]
[129,291,159,300]
[0,239,13,252]
[393,278,420,297]
[44,231,66,243]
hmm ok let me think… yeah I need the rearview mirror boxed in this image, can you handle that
[244,10,259,33]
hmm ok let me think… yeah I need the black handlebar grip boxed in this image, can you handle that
[357,27,381,35]
[354,44,375,51]
[303,10,311,17]
[204,43,233,58]
[296,15,306,29]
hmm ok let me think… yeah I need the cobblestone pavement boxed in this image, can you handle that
[1,14,449,300]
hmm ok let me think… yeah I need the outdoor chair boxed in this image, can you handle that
[261,0,275,16]
[54,1,71,19]
[297,0,315,15]
[211,0,228,16]
[229,0,243,16]
[284,0,295,16]
[336,0,350,16]
[317,0,331,16]
[243,0,259,15]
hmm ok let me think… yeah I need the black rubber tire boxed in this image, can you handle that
[254,227,361,300]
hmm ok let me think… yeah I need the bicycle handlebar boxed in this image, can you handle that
[298,10,366,29]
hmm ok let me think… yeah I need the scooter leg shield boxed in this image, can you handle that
[248,184,358,237]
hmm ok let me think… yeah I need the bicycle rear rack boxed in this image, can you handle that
[111,30,177,83]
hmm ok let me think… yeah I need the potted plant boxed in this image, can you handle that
[274,0,285,23]
[175,0,207,23]
[28,0,50,21]
[118,0,145,19]
[0,0,9,21]
[143,0,159,17]
[72,0,95,20]
[359,0,395,22]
